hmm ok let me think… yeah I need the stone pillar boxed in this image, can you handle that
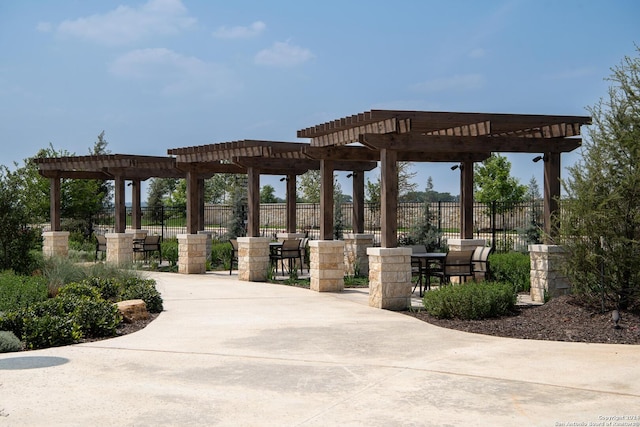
[529,244,570,303]
[126,229,148,261]
[367,247,411,310]
[310,240,344,292]
[177,233,207,274]
[447,238,486,283]
[238,237,269,282]
[344,233,374,277]
[197,230,213,262]
[42,231,70,258]
[105,233,134,266]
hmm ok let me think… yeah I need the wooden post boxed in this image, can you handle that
[380,148,398,248]
[186,170,199,234]
[320,159,334,240]
[461,161,474,239]
[114,176,126,233]
[131,179,142,230]
[49,176,61,232]
[286,174,297,233]
[544,152,561,243]
[247,167,260,237]
[352,171,365,234]
[198,178,205,231]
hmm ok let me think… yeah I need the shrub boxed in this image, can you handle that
[0,271,48,311]
[57,282,101,300]
[77,277,120,301]
[0,310,25,339]
[69,296,121,337]
[423,281,517,320]
[161,238,178,267]
[120,278,163,313]
[211,242,232,270]
[489,252,531,292]
[0,330,23,353]
[20,298,83,349]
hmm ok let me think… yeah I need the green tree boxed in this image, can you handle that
[474,153,527,209]
[298,170,342,203]
[260,184,278,203]
[561,47,640,311]
[0,167,40,274]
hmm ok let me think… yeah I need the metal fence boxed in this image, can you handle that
[88,200,544,253]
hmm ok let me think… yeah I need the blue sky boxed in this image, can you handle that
[1,0,639,199]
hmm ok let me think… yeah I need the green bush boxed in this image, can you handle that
[69,296,121,337]
[77,277,120,301]
[423,281,517,320]
[489,252,531,292]
[162,238,179,266]
[57,282,101,300]
[0,271,48,311]
[0,330,23,353]
[211,242,232,270]
[120,278,163,313]
[0,311,25,339]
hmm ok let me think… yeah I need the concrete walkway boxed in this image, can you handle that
[1,271,638,426]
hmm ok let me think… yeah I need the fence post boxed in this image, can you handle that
[491,201,497,252]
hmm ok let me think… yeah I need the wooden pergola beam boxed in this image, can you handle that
[360,133,582,153]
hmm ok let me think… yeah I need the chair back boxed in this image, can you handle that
[281,239,301,256]
[96,234,107,251]
[409,245,427,254]
[472,246,492,273]
[144,235,161,250]
[230,239,238,254]
[444,250,474,276]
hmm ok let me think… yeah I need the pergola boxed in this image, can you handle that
[166,140,377,236]
[297,110,592,247]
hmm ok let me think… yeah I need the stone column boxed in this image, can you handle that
[238,237,269,282]
[105,233,134,266]
[344,233,374,277]
[367,247,411,310]
[197,230,213,262]
[42,231,70,258]
[529,244,570,303]
[446,238,486,283]
[310,240,344,292]
[177,233,207,274]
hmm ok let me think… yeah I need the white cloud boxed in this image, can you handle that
[109,48,241,96]
[55,0,196,46]
[412,74,485,93]
[213,21,266,39]
[254,41,314,67]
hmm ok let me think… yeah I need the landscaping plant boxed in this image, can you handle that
[423,282,517,320]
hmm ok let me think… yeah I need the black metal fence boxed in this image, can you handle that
[88,200,544,253]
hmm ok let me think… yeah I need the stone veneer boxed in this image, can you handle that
[197,231,213,262]
[105,233,134,266]
[529,244,570,302]
[344,234,374,277]
[237,237,269,282]
[310,240,344,292]
[177,233,207,274]
[42,231,70,258]
[367,247,411,310]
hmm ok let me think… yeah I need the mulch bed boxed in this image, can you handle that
[404,295,640,344]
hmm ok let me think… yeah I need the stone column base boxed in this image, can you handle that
[529,244,570,302]
[367,247,411,310]
[344,233,374,277]
[105,233,134,266]
[238,237,269,281]
[42,231,70,258]
[177,234,207,274]
[310,240,344,292]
